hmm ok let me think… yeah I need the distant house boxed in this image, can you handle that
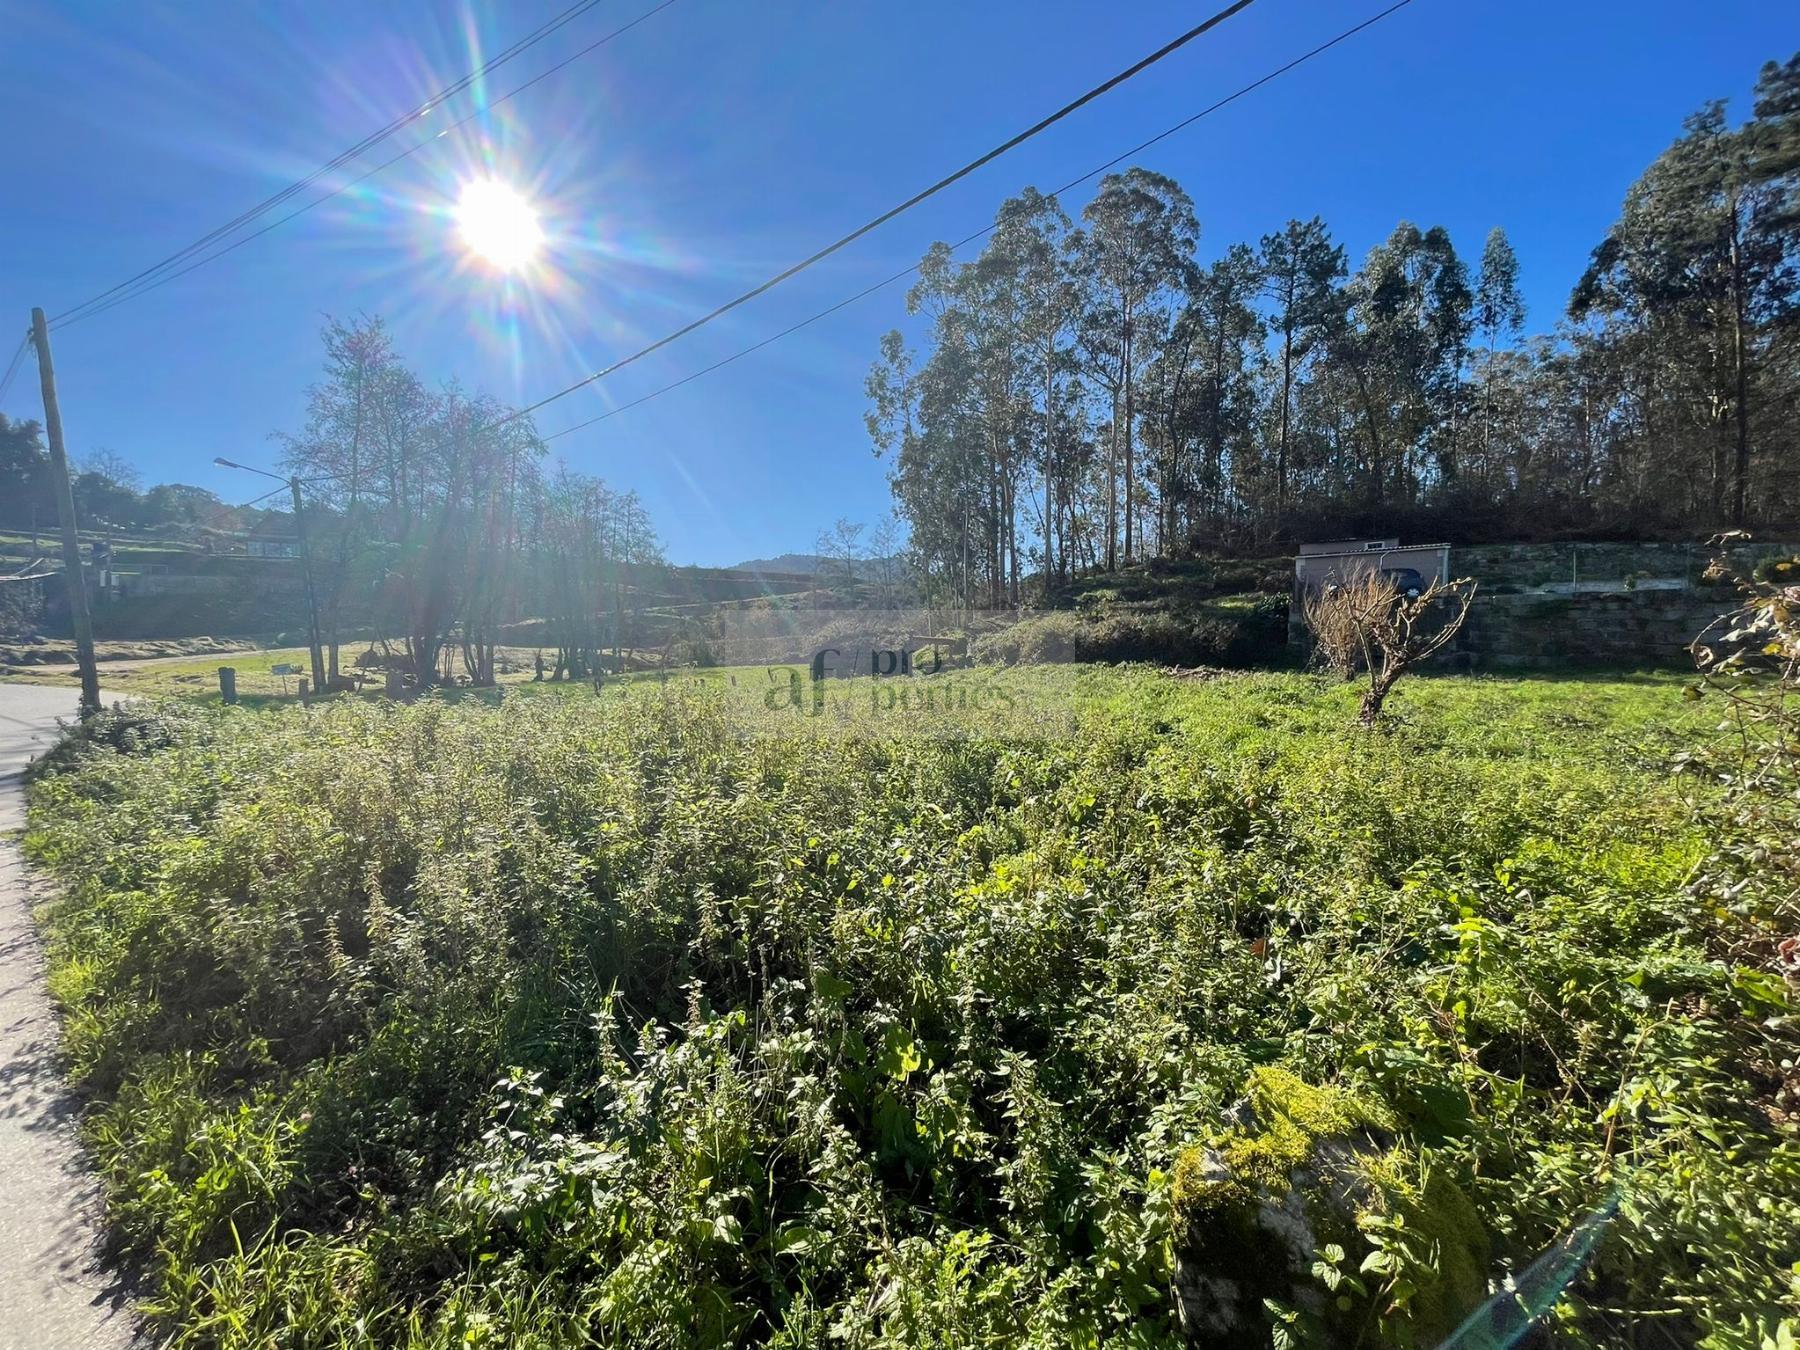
[245,521,299,559]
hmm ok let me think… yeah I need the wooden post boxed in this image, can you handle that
[218,667,238,704]
[28,308,100,718]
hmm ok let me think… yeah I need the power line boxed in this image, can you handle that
[542,0,1414,445]
[52,0,609,327]
[249,0,1259,475]
[471,0,1260,447]
[180,482,292,540]
[59,1,680,333]
[0,332,28,407]
[54,0,680,332]
[49,0,621,330]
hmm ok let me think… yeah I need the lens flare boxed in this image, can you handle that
[456,178,543,272]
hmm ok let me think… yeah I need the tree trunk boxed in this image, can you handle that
[1351,360,1385,505]
[1105,390,1118,572]
[1122,316,1135,564]
[1357,672,1395,728]
[1277,324,1294,528]
[1728,195,1751,526]
[1042,361,1055,584]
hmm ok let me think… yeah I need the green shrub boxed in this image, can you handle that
[22,671,1799,1346]
[972,595,1284,668]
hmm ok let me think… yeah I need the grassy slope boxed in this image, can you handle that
[976,557,1295,668]
[22,667,1800,1347]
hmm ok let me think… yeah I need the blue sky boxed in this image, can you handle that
[0,0,1792,566]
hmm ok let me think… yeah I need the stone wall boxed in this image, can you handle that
[1461,588,1731,669]
[1455,540,1798,669]
[1455,539,1797,592]
[1289,538,1800,670]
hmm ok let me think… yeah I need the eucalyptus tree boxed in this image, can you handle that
[990,188,1078,584]
[961,228,1037,604]
[907,241,1024,606]
[1069,169,1197,567]
[1189,244,1268,538]
[1572,97,1794,525]
[868,315,990,609]
[1473,228,1525,477]
[864,56,1800,560]
[1340,223,1473,502]
[1141,244,1266,548]
[1257,217,1345,522]
[1141,299,1203,553]
[872,213,1060,607]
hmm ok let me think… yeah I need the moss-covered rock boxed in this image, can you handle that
[1168,1069,1488,1347]
[1359,1154,1491,1345]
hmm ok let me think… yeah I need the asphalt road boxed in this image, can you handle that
[0,684,141,1348]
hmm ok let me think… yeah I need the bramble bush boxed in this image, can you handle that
[23,667,1800,1347]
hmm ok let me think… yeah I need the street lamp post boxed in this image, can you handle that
[215,458,327,694]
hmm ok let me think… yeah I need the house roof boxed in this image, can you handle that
[245,517,297,540]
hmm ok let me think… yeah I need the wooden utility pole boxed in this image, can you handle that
[29,308,100,718]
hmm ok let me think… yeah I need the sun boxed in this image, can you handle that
[456,178,543,272]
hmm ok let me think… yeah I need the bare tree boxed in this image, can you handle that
[1304,572,1476,725]
[816,518,865,601]
[1301,570,1388,680]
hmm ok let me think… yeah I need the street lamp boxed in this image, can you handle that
[215,457,326,695]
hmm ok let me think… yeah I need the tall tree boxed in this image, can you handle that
[1257,218,1345,523]
[0,415,53,535]
[1572,99,1793,524]
[1474,227,1526,472]
[1070,169,1197,568]
[281,316,399,682]
[1146,245,1265,547]
[1341,223,1473,501]
[994,189,1077,584]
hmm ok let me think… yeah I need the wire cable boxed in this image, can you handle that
[49,0,619,329]
[188,482,291,537]
[466,0,1260,449]
[54,0,679,332]
[0,332,29,407]
[542,0,1412,444]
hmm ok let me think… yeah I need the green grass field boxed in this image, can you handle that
[0,644,545,701]
[21,666,1799,1347]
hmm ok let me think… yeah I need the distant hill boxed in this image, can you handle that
[733,553,827,575]
[733,552,901,580]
